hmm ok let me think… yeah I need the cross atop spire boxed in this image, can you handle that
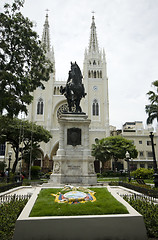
[45,9,49,14]
[42,12,50,52]
[88,14,99,54]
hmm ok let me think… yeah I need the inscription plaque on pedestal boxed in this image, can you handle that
[67,128,81,146]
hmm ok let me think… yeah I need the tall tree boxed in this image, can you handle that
[92,136,138,171]
[0,116,52,173]
[145,80,158,124]
[0,0,53,117]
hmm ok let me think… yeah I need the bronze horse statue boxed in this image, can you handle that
[60,62,86,113]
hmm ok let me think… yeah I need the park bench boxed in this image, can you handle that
[136,179,146,185]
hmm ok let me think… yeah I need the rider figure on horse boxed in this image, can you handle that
[60,62,87,113]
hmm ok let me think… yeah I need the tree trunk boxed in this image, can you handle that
[12,148,19,173]
[113,157,118,172]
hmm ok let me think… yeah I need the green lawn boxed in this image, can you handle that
[97,177,119,182]
[97,177,154,185]
[30,188,128,217]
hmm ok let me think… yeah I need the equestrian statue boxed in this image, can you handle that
[60,62,87,113]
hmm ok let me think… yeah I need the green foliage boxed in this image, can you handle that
[92,136,138,165]
[0,115,52,173]
[131,168,154,179]
[0,198,28,240]
[98,178,120,182]
[44,172,51,179]
[96,173,102,178]
[101,171,127,178]
[92,138,111,163]
[0,162,6,172]
[146,80,158,124]
[0,0,53,117]
[31,166,41,179]
[30,188,128,217]
[124,195,158,238]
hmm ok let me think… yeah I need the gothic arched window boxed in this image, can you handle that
[37,98,44,115]
[0,143,5,156]
[54,87,56,95]
[92,99,99,116]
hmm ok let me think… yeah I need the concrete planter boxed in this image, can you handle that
[13,186,147,240]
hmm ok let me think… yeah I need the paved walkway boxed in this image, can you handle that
[0,185,37,197]
[110,186,158,204]
[110,186,142,195]
[1,184,158,204]
[0,184,145,197]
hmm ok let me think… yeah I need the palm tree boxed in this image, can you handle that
[146,80,158,124]
[145,81,158,187]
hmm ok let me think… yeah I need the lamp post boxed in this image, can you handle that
[149,132,158,188]
[125,151,131,182]
[8,151,12,182]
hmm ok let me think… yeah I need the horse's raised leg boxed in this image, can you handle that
[75,99,82,113]
[67,99,72,112]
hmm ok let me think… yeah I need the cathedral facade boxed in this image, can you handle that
[27,14,110,171]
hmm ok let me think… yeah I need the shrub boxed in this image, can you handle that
[31,166,41,179]
[131,168,154,179]
[0,198,28,240]
[100,171,127,178]
[0,162,6,172]
[44,172,51,179]
[97,173,102,178]
[123,195,158,238]
[9,173,16,182]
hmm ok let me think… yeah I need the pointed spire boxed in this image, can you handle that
[103,48,106,60]
[42,13,50,52]
[88,14,99,53]
[84,48,87,57]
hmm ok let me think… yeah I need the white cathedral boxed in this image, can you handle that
[27,14,110,171]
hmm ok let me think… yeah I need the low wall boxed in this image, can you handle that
[13,186,147,240]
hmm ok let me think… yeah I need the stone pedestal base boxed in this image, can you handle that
[47,113,97,186]
[49,173,97,186]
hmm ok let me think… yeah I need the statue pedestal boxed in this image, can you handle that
[48,113,97,186]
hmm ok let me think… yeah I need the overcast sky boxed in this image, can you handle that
[1,0,158,129]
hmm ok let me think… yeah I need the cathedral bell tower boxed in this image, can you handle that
[27,13,56,164]
[27,13,55,130]
[82,15,110,139]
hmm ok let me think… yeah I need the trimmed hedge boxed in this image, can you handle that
[98,171,127,178]
[0,182,22,193]
[0,198,28,240]
[31,166,41,179]
[109,181,158,198]
[123,195,158,238]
